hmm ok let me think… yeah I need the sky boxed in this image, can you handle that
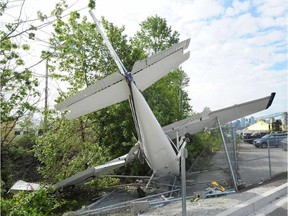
[2,0,288,118]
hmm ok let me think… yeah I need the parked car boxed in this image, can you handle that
[242,132,253,143]
[246,132,269,144]
[253,132,288,148]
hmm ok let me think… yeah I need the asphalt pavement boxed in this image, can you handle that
[237,142,287,186]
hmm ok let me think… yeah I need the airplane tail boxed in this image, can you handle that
[55,39,190,119]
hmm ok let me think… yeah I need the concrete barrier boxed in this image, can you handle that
[131,201,149,215]
[216,182,288,216]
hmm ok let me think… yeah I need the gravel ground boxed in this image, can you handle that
[72,174,286,216]
[140,177,287,216]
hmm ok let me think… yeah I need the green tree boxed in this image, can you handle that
[0,11,40,145]
[133,15,179,54]
[0,1,41,194]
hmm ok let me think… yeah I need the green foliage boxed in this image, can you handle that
[0,1,7,16]
[134,15,179,53]
[0,6,40,145]
[35,114,103,182]
[1,187,75,216]
[88,0,96,9]
[186,130,222,169]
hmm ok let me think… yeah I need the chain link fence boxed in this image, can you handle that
[186,124,287,195]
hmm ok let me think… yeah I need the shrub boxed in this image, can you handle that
[1,187,76,216]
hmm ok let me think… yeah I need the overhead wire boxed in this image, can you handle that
[2,1,97,99]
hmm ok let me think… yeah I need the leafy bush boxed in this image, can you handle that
[186,130,222,169]
[1,187,75,216]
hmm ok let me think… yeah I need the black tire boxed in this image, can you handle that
[261,142,267,148]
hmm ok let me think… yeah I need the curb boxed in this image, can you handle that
[216,182,288,216]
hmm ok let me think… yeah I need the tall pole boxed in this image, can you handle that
[268,139,272,178]
[44,58,48,130]
[181,147,187,216]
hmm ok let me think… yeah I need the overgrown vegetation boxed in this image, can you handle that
[186,130,223,170]
[1,187,76,216]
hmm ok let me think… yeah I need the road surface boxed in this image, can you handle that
[237,142,287,186]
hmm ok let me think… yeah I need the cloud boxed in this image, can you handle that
[256,0,287,17]
[225,0,250,17]
[4,0,287,117]
[178,0,287,116]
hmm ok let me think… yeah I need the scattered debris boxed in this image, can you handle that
[10,180,40,193]
[204,181,236,198]
[190,197,199,202]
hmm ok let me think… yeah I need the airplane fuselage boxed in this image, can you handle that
[129,81,180,176]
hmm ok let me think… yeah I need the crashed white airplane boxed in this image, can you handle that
[48,11,276,190]
[11,10,276,192]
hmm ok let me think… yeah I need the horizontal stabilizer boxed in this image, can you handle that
[55,72,129,120]
[133,49,190,91]
[59,73,129,119]
[55,39,190,119]
[163,93,276,139]
[131,39,190,74]
[54,144,139,190]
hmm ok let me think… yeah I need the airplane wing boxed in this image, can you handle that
[54,143,140,190]
[55,39,190,119]
[163,93,276,139]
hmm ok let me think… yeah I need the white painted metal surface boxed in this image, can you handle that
[55,39,190,120]
[131,83,179,176]
[163,93,276,139]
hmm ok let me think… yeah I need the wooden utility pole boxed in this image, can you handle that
[44,58,48,130]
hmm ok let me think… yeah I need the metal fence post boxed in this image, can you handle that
[181,147,187,216]
[217,118,238,191]
[232,126,238,184]
[268,139,272,178]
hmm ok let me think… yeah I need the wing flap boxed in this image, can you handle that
[164,93,276,139]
